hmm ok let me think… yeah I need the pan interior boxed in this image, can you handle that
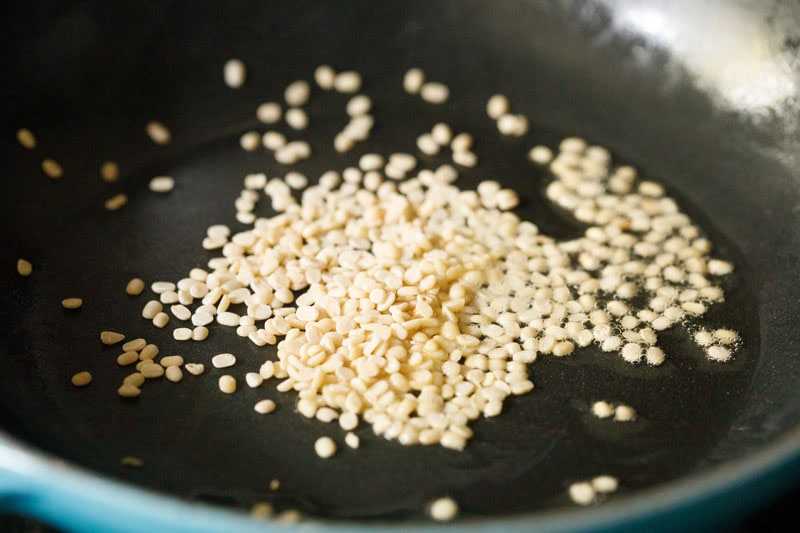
[0,0,798,524]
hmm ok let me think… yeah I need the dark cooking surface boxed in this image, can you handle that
[1,0,800,529]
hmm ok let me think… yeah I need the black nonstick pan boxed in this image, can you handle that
[2,1,800,531]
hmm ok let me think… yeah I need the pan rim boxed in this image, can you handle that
[1,423,799,532]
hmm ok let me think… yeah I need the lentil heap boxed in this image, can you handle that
[45,65,738,461]
[130,74,738,450]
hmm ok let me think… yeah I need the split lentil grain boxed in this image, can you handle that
[71,371,92,387]
[100,161,119,182]
[16,128,36,149]
[314,436,337,458]
[149,176,175,193]
[145,121,171,145]
[17,259,32,277]
[126,278,145,296]
[62,298,83,310]
[428,497,459,522]
[104,193,128,211]
[223,59,246,88]
[42,159,63,179]
[101,331,125,345]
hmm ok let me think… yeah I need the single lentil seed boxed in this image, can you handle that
[314,436,337,458]
[62,298,83,309]
[71,371,92,387]
[219,375,237,394]
[165,365,183,382]
[149,176,175,193]
[254,399,276,414]
[16,128,36,149]
[42,159,63,179]
[223,58,246,88]
[17,259,32,277]
[101,331,125,345]
[104,194,128,211]
[145,121,171,145]
[126,278,145,296]
[429,497,459,522]
[100,161,119,182]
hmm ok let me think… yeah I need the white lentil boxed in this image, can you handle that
[152,312,170,328]
[314,65,336,89]
[450,132,473,153]
[141,363,164,379]
[591,475,619,494]
[429,497,459,522]
[139,344,159,360]
[100,331,125,345]
[284,80,311,106]
[173,328,192,341]
[142,300,162,320]
[706,345,732,362]
[528,145,553,164]
[256,102,282,124]
[117,384,141,398]
[614,405,636,421]
[62,297,83,310]
[334,71,362,93]
[185,363,205,376]
[239,131,261,151]
[219,375,237,394]
[71,371,92,387]
[170,304,191,321]
[452,150,478,168]
[345,432,360,449]
[346,95,372,117]
[486,94,510,119]
[165,365,183,383]
[145,121,171,145]
[254,399,276,414]
[314,436,337,458]
[246,372,263,388]
[42,159,63,179]
[126,278,145,296]
[17,259,32,277]
[159,355,184,367]
[420,82,449,104]
[223,58,246,88]
[104,194,128,211]
[123,373,145,387]
[403,68,425,94]
[16,128,36,149]
[100,161,119,182]
[568,482,596,506]
[212,353,236,368]
[285,108,309,130]
[591,401,614,419]
[497,114,528,136]
[117,351,139,366]
[417,134,440,155]
[149,176,175,193]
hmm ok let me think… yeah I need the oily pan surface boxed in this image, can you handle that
[1,0,799,523]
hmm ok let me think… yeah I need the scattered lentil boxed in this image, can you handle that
[223,58,246,88]
[62,298,83,310]
[145,121,171,145]
[219,375,237,394]
[71,371,92,387]
[149,176,175,193]
[42,159,63,179]
[16,128,36,149]
[428,497,459,522]
[17,259,32,277]
[100,161,119,182]
[126,278,145,296]
[314,436,337,458]
[254,399,276,414]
